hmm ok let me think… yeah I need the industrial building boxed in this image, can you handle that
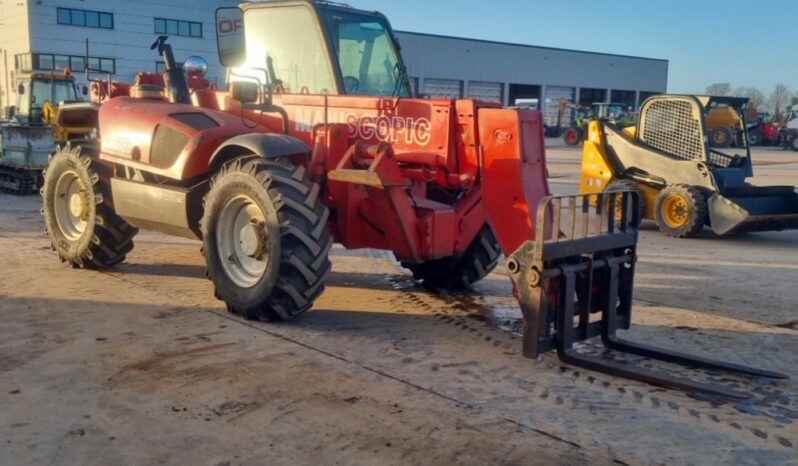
[0,0,237,108]
[1,1,668,126]
[395,31,668,126]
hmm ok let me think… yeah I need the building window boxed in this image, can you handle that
[19,53,115,74]
[56,7,114,29]
[154,18,202,38]
[156,61,183,73]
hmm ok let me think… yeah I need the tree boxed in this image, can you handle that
[734,87,766,112]
[705,83,732,96]
[769,83,793,122]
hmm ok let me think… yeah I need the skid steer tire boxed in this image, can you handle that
[710,127,733,148]
[41,144,138,268]
[202,155,332,321]
[401,224,501,290]
[604,179,645,226]
[655,184,708,238]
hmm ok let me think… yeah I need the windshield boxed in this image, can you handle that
[607,104,624,119]
[31,78,78,109]
[321,9,409,97]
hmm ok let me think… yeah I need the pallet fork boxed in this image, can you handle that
[506,191,788,398]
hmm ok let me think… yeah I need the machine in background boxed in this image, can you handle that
[0,70,96,194]
[580,95,798,237]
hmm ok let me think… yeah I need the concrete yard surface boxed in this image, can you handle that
[1,146,798,465]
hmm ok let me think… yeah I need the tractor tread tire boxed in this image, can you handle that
[604,179,646,226]
[42,143,138,269]
[563,127,583,146]
[401,224,501,290]
[655,184,708,238]
[202,155,332,322]
[748,130,761,146]
[710,127,733,149]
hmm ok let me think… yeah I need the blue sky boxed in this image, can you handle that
[344,0,796,94]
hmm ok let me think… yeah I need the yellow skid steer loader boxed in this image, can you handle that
[579,95,798,237]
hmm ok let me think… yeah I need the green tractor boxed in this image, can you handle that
[563,102,633,146]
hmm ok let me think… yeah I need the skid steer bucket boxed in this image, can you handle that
[506,191,787,398]
[709,186,798,235]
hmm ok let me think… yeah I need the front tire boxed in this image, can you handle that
[401,224,501,289]
[202,155,332,321]
[42,144,138,268]
[655,185,708,238]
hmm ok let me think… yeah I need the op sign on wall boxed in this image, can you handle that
[215,7,245,67]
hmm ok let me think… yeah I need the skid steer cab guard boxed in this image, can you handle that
[580,95,798,236]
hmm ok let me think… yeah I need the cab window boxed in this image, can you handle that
[322,11,409,96]
[239,5,335,94]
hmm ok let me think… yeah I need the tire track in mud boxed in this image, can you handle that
[4,223,797,462]
[0,229,596,456]
[358,250,798,456]
[376,273,798,454]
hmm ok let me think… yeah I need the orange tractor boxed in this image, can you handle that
[40,1,784,397]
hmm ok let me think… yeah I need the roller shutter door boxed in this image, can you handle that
[423,78,462,98]
[408,77,419,97]
[467,81,503,103]
[544,86,575,127]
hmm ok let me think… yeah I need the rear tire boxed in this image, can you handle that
[604,179,645,226]
[563,127,583,146]
[791,136,798,152]
[41,144,138,268]
[400,224,501,289]
[747,130,760,146]
[655,184,707,238]
[201,155,332,321]
[710,127,733,148]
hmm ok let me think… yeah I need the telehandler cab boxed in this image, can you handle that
[41,1,785,397]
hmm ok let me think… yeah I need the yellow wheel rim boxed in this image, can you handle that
[661,193,690,228]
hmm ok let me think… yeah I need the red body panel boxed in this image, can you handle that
[97,88,550,261]
[761,121,780,142]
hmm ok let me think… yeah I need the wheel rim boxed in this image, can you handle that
[216,194,270,288]
[661,193,690,228]
[566,129,577,143]
[54,170,90,241]
[714,132,724,144]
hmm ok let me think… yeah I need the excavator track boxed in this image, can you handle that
[0,167,38,195]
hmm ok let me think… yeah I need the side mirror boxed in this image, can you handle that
[82,85,88,96]
[216,7,246,67]
[17,83,25,95]
[184,56,209,78]
[231,81,259,103]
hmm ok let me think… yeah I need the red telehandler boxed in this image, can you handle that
[41,1,784,397]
